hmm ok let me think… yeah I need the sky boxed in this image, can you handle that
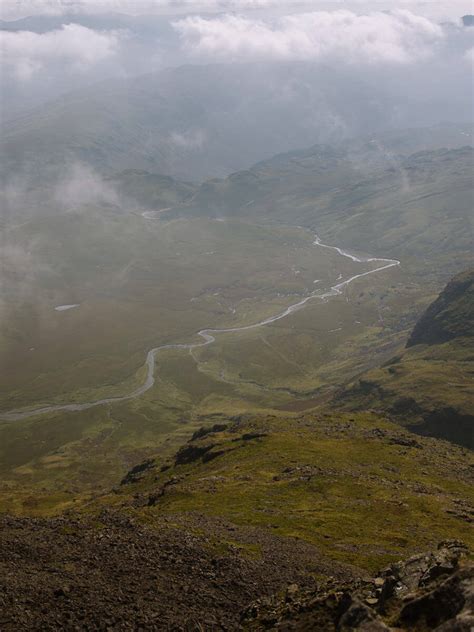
[1,1,473,129]
[1,0,474,21]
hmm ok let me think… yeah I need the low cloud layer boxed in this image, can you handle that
[54,163,119,209]
[1,23,121,79]
[2,1,474,21]
[169,129,208,150]
[174,9,445,64]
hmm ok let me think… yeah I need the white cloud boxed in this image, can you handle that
[54,163,119,209]
[0,23,121,80]
[173,9,445,64]
[465,47,474,63]
[169,129,207,149]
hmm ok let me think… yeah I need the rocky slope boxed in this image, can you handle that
[0,510,353,630]
[1,378,472,628]
[243,540,473,631]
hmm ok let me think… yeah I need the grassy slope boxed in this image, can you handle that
[95,411,474,573]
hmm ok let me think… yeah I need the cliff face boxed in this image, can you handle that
[336,269,474,448]
[407,269,474,347]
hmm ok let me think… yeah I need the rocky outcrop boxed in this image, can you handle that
[407,269,473,347]
[335,269,474,449]
[241,540,473,630]
[119,458,156,485]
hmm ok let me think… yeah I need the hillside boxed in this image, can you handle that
[0,207,472,630]
[336,270,474,448]
[1,513,471,630]
[1,411,472,629]
[407,269,474,346]
[172,144,473,281]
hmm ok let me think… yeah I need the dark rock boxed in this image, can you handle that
[201,448,236,463]
[174,444,215,465]
[407,269,473,347]
[397,566,473,630]
[241,432,268,441]
[407,408,474,450]
[242,541,472,631]
[191,424,228,441]
[388,435,422,449]
[120,459,156,486]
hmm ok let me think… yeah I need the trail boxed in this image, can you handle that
[0,233,399,421]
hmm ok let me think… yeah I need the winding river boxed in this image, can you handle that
[0,232,400,422]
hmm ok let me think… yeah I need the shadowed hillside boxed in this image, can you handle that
[336,270,474,448]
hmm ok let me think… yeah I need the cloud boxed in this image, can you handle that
[173,9,445,64]
[54,163,119,209]
[465,47,474,63]
[169,129,208,150]
[0,23,121,79]
[2,1,473,21]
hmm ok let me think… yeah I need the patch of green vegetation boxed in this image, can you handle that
[107,412,474,572]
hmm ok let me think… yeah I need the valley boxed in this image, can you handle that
[0,227,399,421]
[1,120,472,521]
[1,4,473,628]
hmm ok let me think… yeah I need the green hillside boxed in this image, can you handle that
[176,145,473,281]
[84,410,474,574]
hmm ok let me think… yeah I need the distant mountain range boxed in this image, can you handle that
[2,58,472,182]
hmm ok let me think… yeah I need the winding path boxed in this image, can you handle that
[0,232,399,421]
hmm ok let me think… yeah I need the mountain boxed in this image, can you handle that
[407,269,474,347]
[1,57,472,182]
[169,143,473,281]
[0,140,472,627]
[336,270,474,448]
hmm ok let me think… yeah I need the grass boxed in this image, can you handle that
[107,411,474,572]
